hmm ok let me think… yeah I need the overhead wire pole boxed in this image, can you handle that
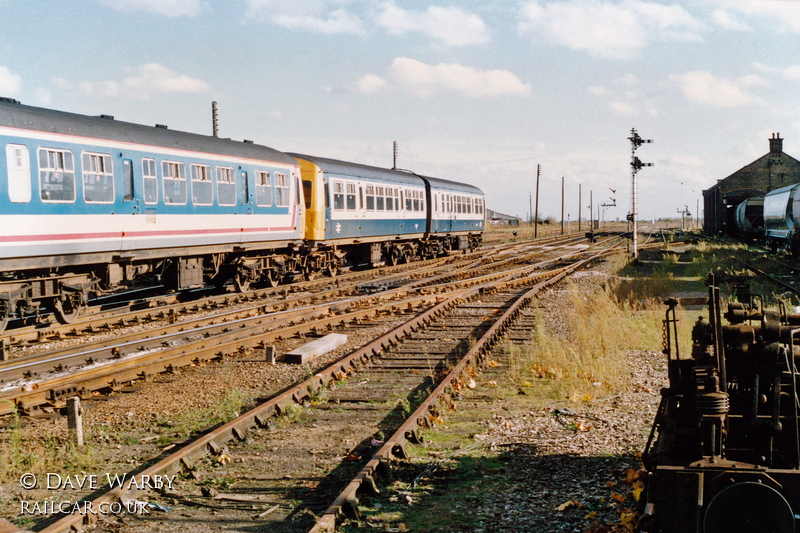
[628,128,653,259]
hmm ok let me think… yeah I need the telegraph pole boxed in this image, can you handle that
[534,164,540,238]
[628,129,653,259]
[578,184,582,232]
[561,176,565,235]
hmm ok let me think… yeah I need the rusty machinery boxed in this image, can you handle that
[641,273,800,533]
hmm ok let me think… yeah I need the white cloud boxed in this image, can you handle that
[609,101,637,115]
[711,8,752,31]
[782,65,800,81]
[0,66,22,95]
[95,0,206,17]
[518,0,704,59]
[672,71,765,107]
[77,64,210,100]
[712,0,800,33]
[356,74,387,94]
[614,74,639,85]
[355,58,531,98]
[376,2,490,47]
[243,0,365,34]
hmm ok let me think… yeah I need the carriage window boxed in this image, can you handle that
[191,164,212,206]
[366,185,375,211]
[275,172,289,207]
[385,188,393,211]
[142,158,158,204]
[256,170,272,206]
[6,144,31,203]
[376,186,384,210]
[332,181,344,210]
[82,152,114,204]
[346,182,356,211]
[39,148,75,203]
[162,160,187,205]
[216,166,236,206]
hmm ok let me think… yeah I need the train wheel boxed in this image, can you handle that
[234,272,252,293]
[304,267,320,281]
[324,262,339,277]
[0,299,9,333]
[53,292,84,324]
[388,247,402,266]
[264,270,279,288]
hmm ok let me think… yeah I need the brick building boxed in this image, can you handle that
[703,134,800,235]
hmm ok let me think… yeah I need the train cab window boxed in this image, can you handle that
[346,182,356,211]
[365,185,375,211]
[332,181,344,210]
[275,172,289,207]
[39,148,75,203]
[302,180,313,209]
[191,164,213,206]
[255,170,272,206]
[162,161,187,205]
[82,153,115,204]
[142,158,158,204]
[376,186,384,210]
[6,144,31,203]
[216,166,236,206]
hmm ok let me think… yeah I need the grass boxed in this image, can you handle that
[338,244,696,532]
[508,281,665,405]
[154,387,246,440]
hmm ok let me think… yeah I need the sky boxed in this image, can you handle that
[1,0,799,223]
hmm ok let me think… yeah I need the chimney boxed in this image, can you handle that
[770,132,783,155]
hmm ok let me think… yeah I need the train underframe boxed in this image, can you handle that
[641,273,800,533]
[0,233,482,333]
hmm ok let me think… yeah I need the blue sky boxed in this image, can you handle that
[1,0,799,222]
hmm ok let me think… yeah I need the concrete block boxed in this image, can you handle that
[284,333,348,364]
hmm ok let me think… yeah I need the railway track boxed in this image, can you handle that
[0,234,615,417]
[0,234,589,348]
[26,241,622,533]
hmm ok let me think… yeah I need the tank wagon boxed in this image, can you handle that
[762,183,800,252]
[0,98,484,332]
[641,274,800,533]
[732,196,764,240]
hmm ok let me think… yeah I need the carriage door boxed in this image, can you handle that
[240,170,251,213]
[122,159,138,213]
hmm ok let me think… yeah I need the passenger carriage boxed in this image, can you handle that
[0,98,303,329]
[292,154,484,270]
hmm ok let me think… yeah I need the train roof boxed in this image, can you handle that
[289,152,483,195]
[420,174,483,195]
[0,97,297,166]
[289,153,424,186]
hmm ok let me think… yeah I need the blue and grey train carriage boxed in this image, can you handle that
[291,153,484,269]
[0,97,304,330]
